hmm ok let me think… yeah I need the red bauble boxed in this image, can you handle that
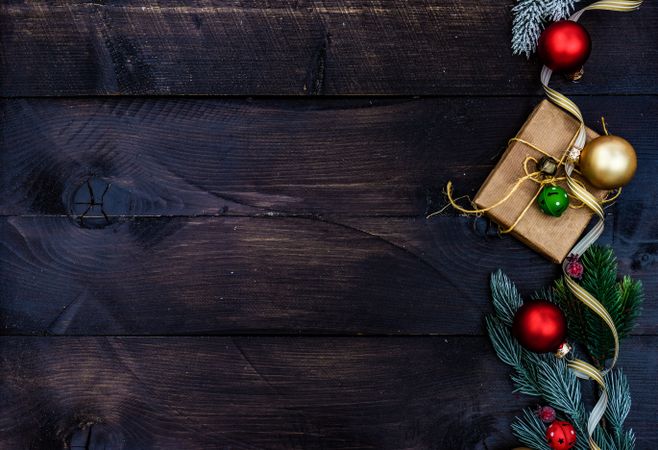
[512,300,567,353]
[546,420,577,450]
[538,20,591,73]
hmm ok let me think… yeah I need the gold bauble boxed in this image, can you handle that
[579,135,637,189]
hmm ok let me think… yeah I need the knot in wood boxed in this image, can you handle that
[69,178,115,229]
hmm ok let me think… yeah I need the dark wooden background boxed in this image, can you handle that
[1,1,657,449]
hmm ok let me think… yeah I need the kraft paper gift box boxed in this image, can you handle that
[473,100,607,263]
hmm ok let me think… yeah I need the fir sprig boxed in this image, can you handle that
[553,246,643,367]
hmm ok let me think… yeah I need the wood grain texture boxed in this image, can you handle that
[5,213,657,336]
[0,215,551,335]
[2,97,656,217]
[2,97,656,336]
[1,1,656,96]
[2,1,656,446]
[1,336,657,449]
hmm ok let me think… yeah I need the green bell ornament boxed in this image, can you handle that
[537,185,569,217]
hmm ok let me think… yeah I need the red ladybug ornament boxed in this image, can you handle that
[538,20,591,76]
[512,300,567,353]
[546,420,577,450]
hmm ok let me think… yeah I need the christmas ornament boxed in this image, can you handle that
[579,135,637,189]
[565,254,584,279]
[537,185,569,217]
[512,300,567,353]
[546,420,577,450]
[554,341,572,358]
[537,405,557,424]
[537,156,558,176]
[538,20,591,79]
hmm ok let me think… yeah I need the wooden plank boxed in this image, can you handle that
[2,96,655,217]
[1,1,656,95]
[6,213,658,336]
[1,336,655,449]
[0,215,551,335]
[3,335,655,448]
[615,196,658,307]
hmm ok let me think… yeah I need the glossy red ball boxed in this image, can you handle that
[538,20,591,73]
[546,420,577,450]
[512,300,567,353]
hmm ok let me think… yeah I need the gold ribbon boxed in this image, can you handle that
[542,2,642,449]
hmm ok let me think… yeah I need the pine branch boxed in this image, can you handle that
[617,276,644,337]
[511,408,551,450]
[512,0,547,57]
[487,267,639,449]
[490,270,523,326]
[605,369,636,449]
[554,277,593,361]
[536,358,585,422]
[617,430,637,450]
[580,246,620,363]
[486,314,543,396]
[487,274,588,445]
[485,315,522,367]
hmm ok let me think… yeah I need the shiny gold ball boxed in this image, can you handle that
[579,135,637,189]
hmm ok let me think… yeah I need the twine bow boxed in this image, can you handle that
[433,128,589,234]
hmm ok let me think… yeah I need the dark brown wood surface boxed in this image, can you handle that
[1,97,656,217]
[1,337,657,450]
[1,1,657,449]
[1,1,657,96]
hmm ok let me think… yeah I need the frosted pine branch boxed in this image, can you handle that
[512,0,546,57]
[511,0,582,57]
[544,0,580,20]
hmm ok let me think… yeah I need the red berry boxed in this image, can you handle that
[537,405,557,423]
[566,254,584,279]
